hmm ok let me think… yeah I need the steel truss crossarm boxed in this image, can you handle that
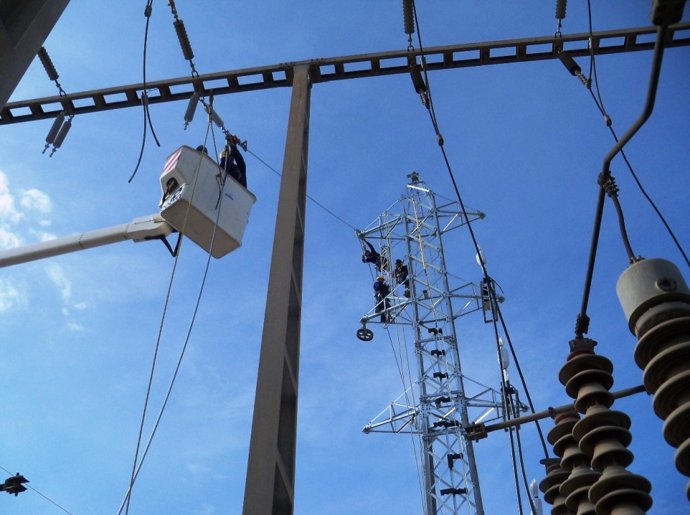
[2,24,689,124]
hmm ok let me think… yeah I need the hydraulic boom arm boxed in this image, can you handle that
[0,214,173,268]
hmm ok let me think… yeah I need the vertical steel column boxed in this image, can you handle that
[243,64,311,515]
[0,0,70,108]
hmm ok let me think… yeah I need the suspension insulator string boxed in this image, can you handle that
[42,112,65,154]
[50,116,73,157]
[403,0,415,50]
[168,0,198,77]
[555,0,567,36]
[37,46,73,156]
[184,92,200,129]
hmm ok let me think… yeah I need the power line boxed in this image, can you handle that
[0,464,73,514]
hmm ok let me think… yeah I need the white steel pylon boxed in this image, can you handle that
[356,173,505,515]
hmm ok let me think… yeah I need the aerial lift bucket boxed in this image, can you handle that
[159,145,256,258]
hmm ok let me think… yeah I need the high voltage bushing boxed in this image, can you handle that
[539,456,569,514]
[544,409,598,515]
[617,258,690,498]
[403,0,415,35]
[559,337,653,513]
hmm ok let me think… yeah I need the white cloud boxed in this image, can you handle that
[0,226,22,249]
[20,188,52,214]
[0,279,24,312]
[28,228,57,242]
[0,171,22,223]
[45,262,72,303]
[0,171,54,250]
[67,321,85,332]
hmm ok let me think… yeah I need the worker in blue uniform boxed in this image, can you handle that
[374,275,391,323]
[220,135,247,188]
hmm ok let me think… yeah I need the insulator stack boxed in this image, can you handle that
[545,409,598,514]
[43,113,65,153]
[617,258,690,498]
[555,0,567,20]
[37,47,59,81]
[50,119,72,156]
[559,337,653,513]
[204,104,224,129]
[538,457,569,514]
[403,0,415,35]
[174,19,194,61]
[184,92,200,128]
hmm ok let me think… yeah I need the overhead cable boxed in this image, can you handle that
[0,464,73,514]
[406,5,552,512]
[127,0,162,184]
[575,23,672,338]
[245,148,358,231]
[121,112,216,515]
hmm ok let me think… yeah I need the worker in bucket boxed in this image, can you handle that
[220,134,247,188]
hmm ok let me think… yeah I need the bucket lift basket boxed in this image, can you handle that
[159,145,256,258]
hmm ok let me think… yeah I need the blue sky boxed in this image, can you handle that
[0,2,688,514]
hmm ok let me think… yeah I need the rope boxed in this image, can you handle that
[245,148,358,231]
[118,155,223,515]
[385,324,428,514]
[121,116,214,515]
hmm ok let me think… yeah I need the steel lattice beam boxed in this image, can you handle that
[1,23,689,125]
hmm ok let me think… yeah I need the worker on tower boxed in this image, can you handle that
[220,134,247,188]
[394,258,410,298]
[362,239,384,271]
[373,275,391,323]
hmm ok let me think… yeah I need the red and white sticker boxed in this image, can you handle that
[162,148,182,176]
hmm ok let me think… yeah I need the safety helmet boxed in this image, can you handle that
[377,275,385,281]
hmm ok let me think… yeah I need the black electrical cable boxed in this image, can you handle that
[576,25,669,336]
[143,1,161,148]
[506,424,526,515]
[513,401,540,515]
[409,5,551,511]
[584,0,689,267]
[128,0,161,184]
[488,283,550,460]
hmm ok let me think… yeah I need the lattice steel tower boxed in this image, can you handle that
[356,173,507,515]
